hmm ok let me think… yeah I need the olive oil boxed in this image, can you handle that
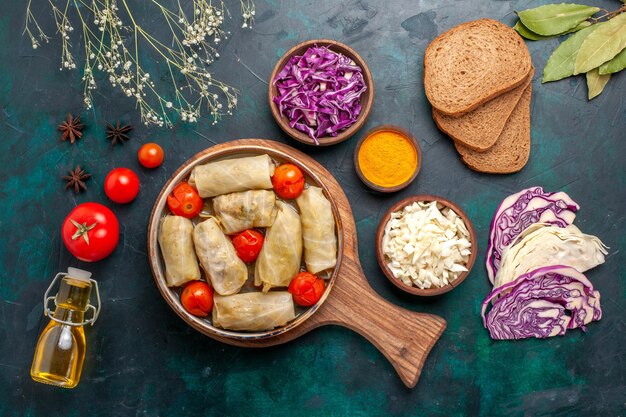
[30,269,100,388]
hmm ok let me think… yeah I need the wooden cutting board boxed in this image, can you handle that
[148,139,446,388]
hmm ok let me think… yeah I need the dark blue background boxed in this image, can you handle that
[1,1,624,416]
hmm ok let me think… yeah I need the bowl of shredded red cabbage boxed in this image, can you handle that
[269,40,373,146]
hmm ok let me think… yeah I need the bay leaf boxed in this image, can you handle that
[543,24,599,82]
[515,21,551,40]
[575,13,626,74]
[586,68,611,99]
[514,20,591,40]
[570,20,593,32]
[517,3,600,36]
[599,45,626,74]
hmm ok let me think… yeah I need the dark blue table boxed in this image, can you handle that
[1,1,624,416]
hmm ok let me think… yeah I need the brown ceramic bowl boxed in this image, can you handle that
[375,195,477,296]
[353,125,422,193]
[268,39,374,146]
[147,141,343,341]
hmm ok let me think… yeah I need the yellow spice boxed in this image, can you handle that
[357,130,417,187]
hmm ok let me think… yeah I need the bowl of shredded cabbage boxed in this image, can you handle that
[376,195,477,296]
[268,39,374,146]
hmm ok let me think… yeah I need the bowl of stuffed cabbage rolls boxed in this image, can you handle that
[148,142,342,340]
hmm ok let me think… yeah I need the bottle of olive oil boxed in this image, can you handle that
[30,268,101,388]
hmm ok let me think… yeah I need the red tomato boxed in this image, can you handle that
[138,143,164,168]
[61,202,120,262]
[232,230,264,262]
[167,182,203,218]
[104,168,140,204]
[180,281,213,316]
[272,164,305,199]
[288,272,326,306]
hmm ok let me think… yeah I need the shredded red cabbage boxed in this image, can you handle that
[481,265,602,340]
[485,187,579,284]
[272,45,366,144]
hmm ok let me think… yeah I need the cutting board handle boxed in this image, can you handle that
[314,257,447,388]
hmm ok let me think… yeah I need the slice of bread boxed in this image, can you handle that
[424,19,532,116]
[455,83,532,174]
[433,68,534,152]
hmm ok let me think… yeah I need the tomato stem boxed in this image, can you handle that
[70,219,97,245]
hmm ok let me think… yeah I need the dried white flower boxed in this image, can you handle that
[24,0,250,128]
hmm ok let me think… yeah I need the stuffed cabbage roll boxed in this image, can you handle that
[212,292,295,331]
[254,201,303,291]
[158,216,201,287]
[213,190,277,234]
[296,186,337,274]
[192,218,248,295]
[189,154,275,198]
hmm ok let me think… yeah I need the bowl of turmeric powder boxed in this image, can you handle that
[354,125,422,192]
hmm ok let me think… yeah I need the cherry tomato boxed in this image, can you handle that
[288,272,326,306]
[138,143,164,168]
[167,182,203,218]
[232,230,264,262]
[61,202,120,262]
[272,164,305,200]
[180,281,213,317]
[104,168,140,204]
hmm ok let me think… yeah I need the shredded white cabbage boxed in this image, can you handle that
[382,201,471,289]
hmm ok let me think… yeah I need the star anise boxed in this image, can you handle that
[106,121,133,146]
[58,113,85,144]
[63,166,91,194]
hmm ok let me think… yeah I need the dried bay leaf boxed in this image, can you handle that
[543,24,599,82]
[575,13,626,74]
[586,68,611,99]
[515,21,551,40]
[571,20,592,32]
[567,20,592,32]
[599,46,626,74]
[517,3,600,36]
[515,20,591,40]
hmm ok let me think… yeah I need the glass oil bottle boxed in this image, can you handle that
[30,268,101,388]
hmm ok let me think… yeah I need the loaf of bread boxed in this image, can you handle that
[424,19,532,116]
[433,69,533,152]
[455,84,532,174]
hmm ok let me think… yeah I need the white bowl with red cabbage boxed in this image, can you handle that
[269,40,373,146]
